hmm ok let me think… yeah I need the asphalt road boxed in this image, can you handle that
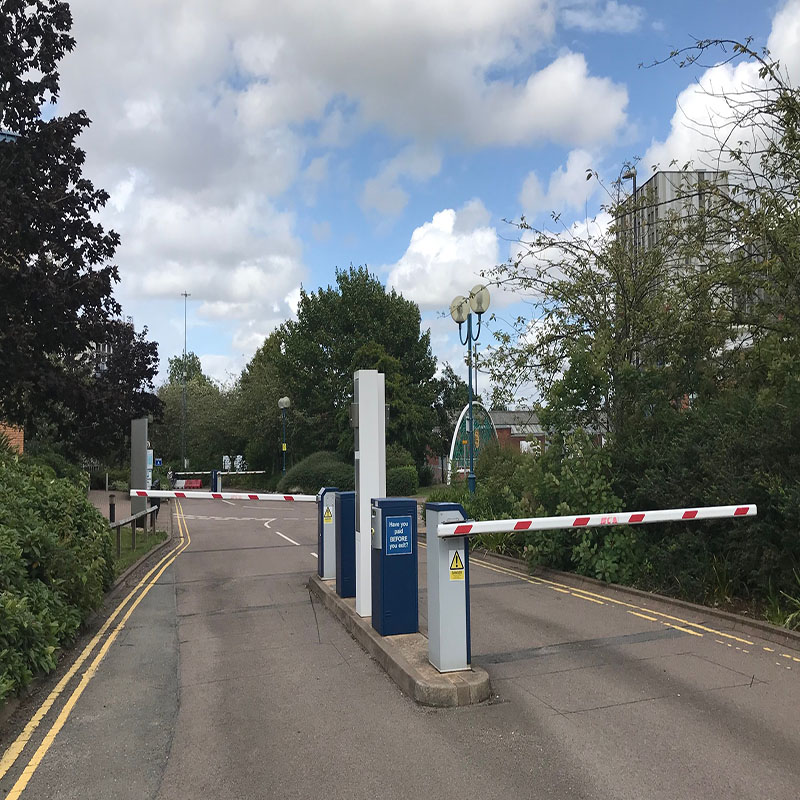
[1,498,798,799]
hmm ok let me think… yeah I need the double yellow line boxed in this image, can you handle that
[0,500,191,799]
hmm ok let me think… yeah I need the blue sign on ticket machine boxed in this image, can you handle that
[335,491,357,598]
[316,487,338,580]
[370,497,418,636]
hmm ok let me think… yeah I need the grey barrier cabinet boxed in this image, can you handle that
[426,502,470,672]
[370,498,418,636]
[335,491,356,598]
[316,487,338,580]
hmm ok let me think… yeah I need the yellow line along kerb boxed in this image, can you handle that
[0,503,187,781]
[3,501,190,800]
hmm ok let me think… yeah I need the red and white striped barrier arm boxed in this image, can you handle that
[130,489,317,503]
[437,504,757,538]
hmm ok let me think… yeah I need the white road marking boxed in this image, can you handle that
[311,553,318,559]
[262,518,277,529]
[273,530,301,546]
[221,499,235,506]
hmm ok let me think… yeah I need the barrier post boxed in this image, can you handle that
[109,494,116,523]
[317,487,338,580]
[426,502,471,672]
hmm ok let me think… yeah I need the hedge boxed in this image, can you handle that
[386,465,418,497]
[277,451,355,493]
[0,454,114,703]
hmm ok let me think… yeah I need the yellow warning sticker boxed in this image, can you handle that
[323,507,333,524]
[449,550,464,581]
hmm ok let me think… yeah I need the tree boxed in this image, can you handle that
[0,1,159,455]
[482,38,800,605]
[232,334,284,472]
[75,320,161,461]
[168,353,205,385]
[430,364,470,474]
[151,352,236,470]
[249,266,437,465]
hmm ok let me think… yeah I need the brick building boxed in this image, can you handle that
[489,409,546,453]
[0,422,24,453]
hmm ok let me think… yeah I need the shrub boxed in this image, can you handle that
[277,451,354,493]
[0,454,114,703]
[386,444,415,470]
[417,463,434,487]
[386,465,418,497]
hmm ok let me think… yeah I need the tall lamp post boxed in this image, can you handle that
[181,290,191,470]
[621,166,637,267]
[278,396,290,475]
[450,285,491,494]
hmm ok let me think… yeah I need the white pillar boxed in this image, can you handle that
[354,370,386,617]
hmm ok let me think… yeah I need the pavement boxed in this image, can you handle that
[1,497,799,799]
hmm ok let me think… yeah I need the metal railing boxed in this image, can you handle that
[108,494,162,558]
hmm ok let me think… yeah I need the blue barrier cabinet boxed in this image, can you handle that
[316,487,338,580]
[370,498,418,636]
[335,491,357,598]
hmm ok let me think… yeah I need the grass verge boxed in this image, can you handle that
[112,525,168,576]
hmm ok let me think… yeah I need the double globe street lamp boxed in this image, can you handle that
[278,396,291,475]
[450,285,491,494]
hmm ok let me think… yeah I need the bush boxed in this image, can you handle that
[277,451,354,493]
[386,465,418,496]
[0,454,114,703]
[418,463,434,487]
[386,444,415,470]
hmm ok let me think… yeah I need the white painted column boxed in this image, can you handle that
[354,370,386,617]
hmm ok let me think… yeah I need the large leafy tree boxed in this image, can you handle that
[0,1,159,456]
[151,352,237,470]
[249,266,437,464]
[483,38,800,603]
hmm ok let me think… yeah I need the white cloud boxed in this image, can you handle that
[51,0,631,365]
[561,1,645,34]
[200,354,246,386]
[386,199,502,310]
[768,0,800,81]
[520,149,598,217]
[643,0,800,175]
[362,146,442,216]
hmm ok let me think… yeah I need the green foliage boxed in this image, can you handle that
[0,4,160,458]
[386,465,418,497]
[277,451,354,493]
[386,444,415,470]
[417,463,434,487]
[151,354,240,471]
[273,266,437,464]
[0,453,113,702]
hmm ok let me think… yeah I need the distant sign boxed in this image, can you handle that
[222,455,232,471]
[154,457,162,467]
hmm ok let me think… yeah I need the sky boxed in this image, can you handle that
[54,0,800,394]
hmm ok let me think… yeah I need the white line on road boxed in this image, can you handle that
[221,499,235,506]
[311,553,318,559]
[274,530,301,546]
[263,518,276,529]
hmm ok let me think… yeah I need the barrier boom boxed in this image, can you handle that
[437,504,757,538]
[130,489,317,502]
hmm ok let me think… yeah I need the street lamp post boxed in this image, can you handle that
[181,290,191,470]
[450,285,491,494]
[278,396,291,475]
[621,166,637,267]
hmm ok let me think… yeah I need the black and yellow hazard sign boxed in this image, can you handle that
[449,550,464,581]
[323,507,333,524]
